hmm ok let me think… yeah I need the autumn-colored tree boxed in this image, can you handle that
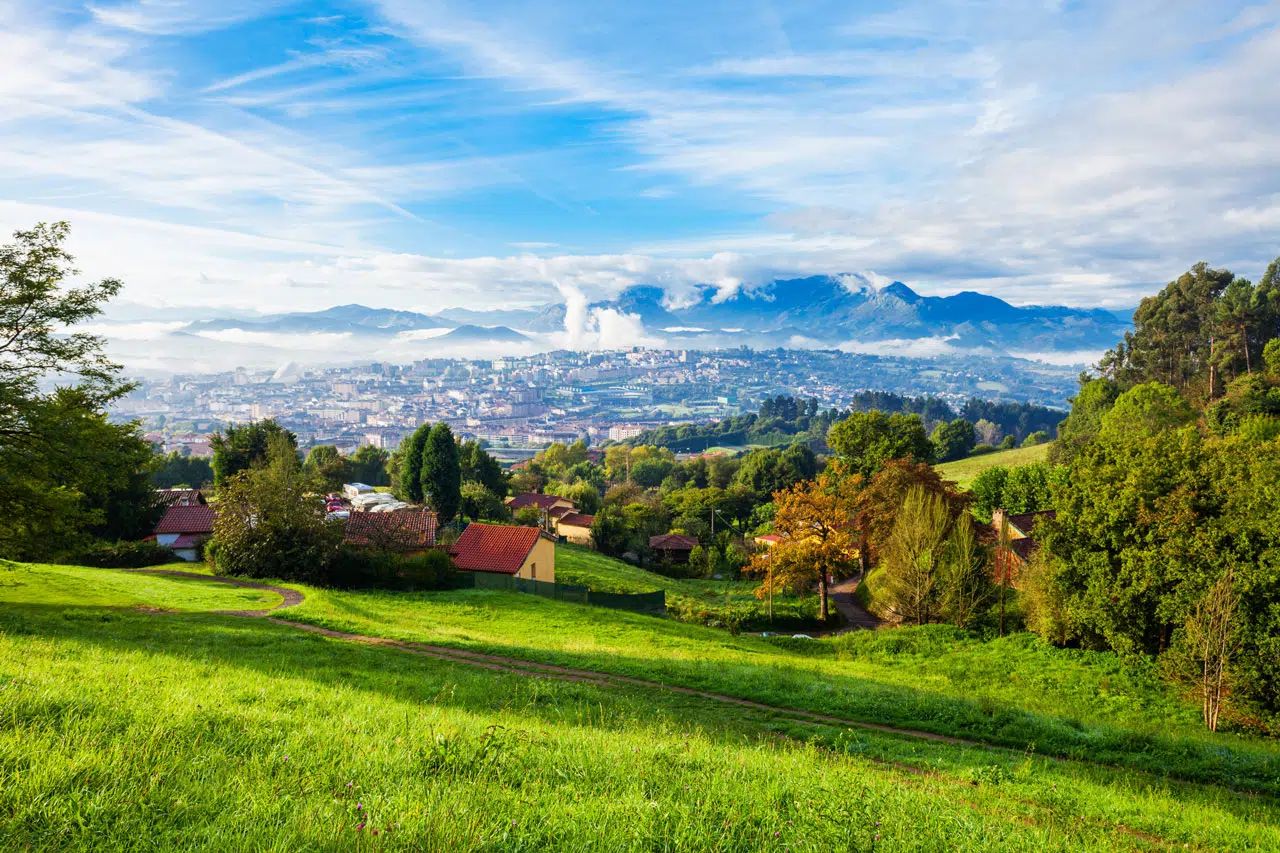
[745,464,860,623]
[849,459,968,575]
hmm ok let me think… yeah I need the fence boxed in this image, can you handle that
[457,571,666,615]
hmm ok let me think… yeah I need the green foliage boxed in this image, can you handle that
[64,540,178,568]
[303,444,350,492]
[513,506,542,527]
[546,479,601,514]
[960,399,1065,443]
[459,440,507,496]
[348,444,391,487]
[397,423,432,502]
[1100,259,1280,401]
[0,223,160,560]
[998,435,1016,450]
[420,423,461,523]
[459,482,509,522]
[827,410,934,477]
[931,417,976,462]
[211,435,340,583]
[150,451,214,489]
[1052,378,1120,462]
[968,462,1065,524]
[1098,382,1196,441]
[630,456,674,488]
[1266,338,1280,376]
[325,546,459,590]
[210,419,296,489]
[730,443,817,497]
[1022,430,1049,447]
[589,506,630,557]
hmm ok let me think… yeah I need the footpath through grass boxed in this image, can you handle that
[934,442,1052,489]
[283,578,1280,798]
[1,565,1277,851]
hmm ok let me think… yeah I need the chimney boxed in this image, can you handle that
[992,508,1007,532]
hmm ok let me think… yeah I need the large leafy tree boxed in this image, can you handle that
[827,410,934,478]
[349,444,390,487]
[212,434,340,583]
[745,463,862,623]
[459,439,507,496]
[210,419,296,488]
[0,222,160,559]
[304,445,350,492]
[930,417,976,462]
[151,451,214,489]
[732,443,818,497]
[421,423,461,523]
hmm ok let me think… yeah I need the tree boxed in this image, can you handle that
[745,464,860,624]
[827,411,934,478]
[397,423,432,502]
[349,445,391,487]
[151,451,214,489]
[547,479,602,514]
[973,419,1002,446]
[304,445,350,492]
[0,222,161,559]
[733,444,818,497]
[880,486,952,625]
[849,459,968,574]
[211,434,340,583]
[939,513,992,629]
[460,482,509,522]
[460,440,507,496]
[590,507,630,557]
[421,423,462,524]
[931,418,976,462]
[1022,431,1049,447]
[1163,570,1241,732]
[211,420,296,489]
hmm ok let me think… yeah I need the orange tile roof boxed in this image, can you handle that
[449,523,541,574]
[557,513,594,528]
[649,533,698,551]
[506,493,573,511]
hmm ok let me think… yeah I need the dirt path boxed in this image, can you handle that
[121,569,304,616]
[828,573,880,633]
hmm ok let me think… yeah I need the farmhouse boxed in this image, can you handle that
[153,504,215,561]
[555,512,595,546]
[450,523,555,582]
[992,509,1056,583]
[343,511,438,555]
[649,533,699,563]
[505,493,576,513]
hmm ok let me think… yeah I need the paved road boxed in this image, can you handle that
[828,572,881,633]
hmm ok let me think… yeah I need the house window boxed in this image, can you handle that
[530,563,537,580]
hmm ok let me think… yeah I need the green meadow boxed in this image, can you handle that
[933,442,1052,489]
[1,561,1278,851]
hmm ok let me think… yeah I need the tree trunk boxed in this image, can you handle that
[818,573,828,623]
[1243,322,1252,374]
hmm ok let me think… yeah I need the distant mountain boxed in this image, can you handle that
[187,304,454,335]
[584,275,1126,353]
[163,276,1127,362]
[437,324,531,344]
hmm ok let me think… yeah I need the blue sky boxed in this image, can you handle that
[2,0,1279,315]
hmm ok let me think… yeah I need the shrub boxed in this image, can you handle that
[66,540,178,568]
[324,547,460,590]
[1021,431,1049,447]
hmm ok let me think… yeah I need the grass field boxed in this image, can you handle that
[554,543,824,630]
[2,563,1278,850]
[934,442,1053,489]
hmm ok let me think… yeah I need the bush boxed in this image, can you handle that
[324,547,460,591]
[65,540,178,568]
[1021,431,1049,447]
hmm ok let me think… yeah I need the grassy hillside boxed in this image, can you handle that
[2,564,1277,850]
[554,544,823,630]
[935,442,1052,489]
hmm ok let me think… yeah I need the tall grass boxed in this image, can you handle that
[2,593,1277,850]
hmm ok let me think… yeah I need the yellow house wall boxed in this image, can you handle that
[559,523,593,547]
[517,536,556,583]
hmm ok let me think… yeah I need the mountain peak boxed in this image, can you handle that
[879,282,922,303]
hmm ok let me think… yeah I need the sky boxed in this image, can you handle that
[2,0,1280,318]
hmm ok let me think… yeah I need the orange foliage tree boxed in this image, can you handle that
[746,462,861,623]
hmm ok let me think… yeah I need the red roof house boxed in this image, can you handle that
[505,493,576,512]
[154,504,216,561]
[343,511,438,553]
[649,533,699,563]
[450,522,555,582]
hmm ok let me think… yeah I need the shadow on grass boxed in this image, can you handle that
[4,598,1279,801]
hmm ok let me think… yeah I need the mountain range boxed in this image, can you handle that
[100,276,1130,372]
